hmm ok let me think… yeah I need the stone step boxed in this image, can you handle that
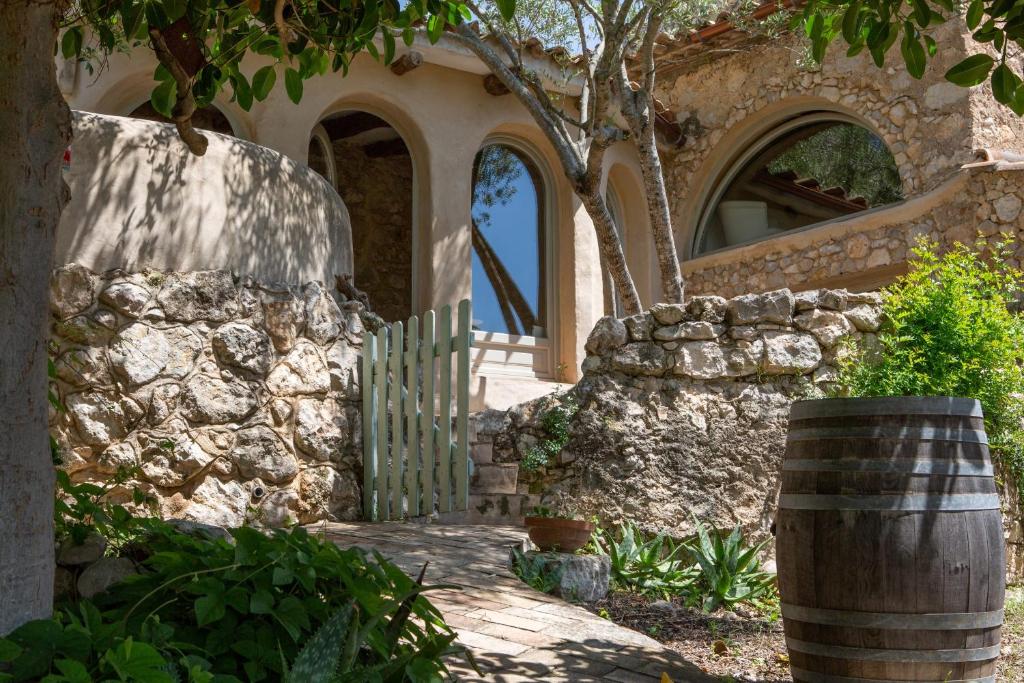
[435,493,541,526]
[471,462,519,495]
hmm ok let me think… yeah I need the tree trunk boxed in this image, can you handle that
[633,111,684,304]
[578,188,642,316]
[0,0,71,635]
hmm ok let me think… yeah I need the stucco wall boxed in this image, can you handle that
[59,112,353,286]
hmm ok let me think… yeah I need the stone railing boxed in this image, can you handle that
[49,264,370,528]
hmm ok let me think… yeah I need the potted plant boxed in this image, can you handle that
[775,238,1022,681]
[524,497,593,553]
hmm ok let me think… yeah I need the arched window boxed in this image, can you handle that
[694,114,903,256]
[471,143,547,337]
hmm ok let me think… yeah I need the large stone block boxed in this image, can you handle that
[518,551,611,602]
[727,289,794,325]
[156,270,240,322]
[610,343,671,376]
[294,397,349,462]
[66,392,143,447]
[674,341,726,379]
[212,322,273,374]
[232,425,299,484]
[51,263,96,320]
[266,341,330,396]
[180,376,258,424]
[585,316,628,355]
[108,323,171,386]
[761,331,822,374]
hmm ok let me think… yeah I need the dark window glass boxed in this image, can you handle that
[697,121,903,255]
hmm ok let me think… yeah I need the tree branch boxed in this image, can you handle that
[449,25,585,179]
[148,28,208,156]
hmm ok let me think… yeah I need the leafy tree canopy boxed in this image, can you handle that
[60,0,469,153]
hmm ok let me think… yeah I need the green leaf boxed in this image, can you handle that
[0,640,21,663]
[150,79,177,119]
[61,27,83,60]
[195,594,226,627]
[992,64,1020,105]
[842,1,862,44]
[53,658,92,683]
[383,30,396,65]
[426,15,444,43]
[924,35,938,57]
[496,0,516,22]
[945,53,995,86]
[284,67,303,104]
[250,589,275,614]
[900,29,927,79]
[102,639,173,682]
[231,73,253,111]
[274,596,309,641]
[252,65,277,101]
[910,0,931,27]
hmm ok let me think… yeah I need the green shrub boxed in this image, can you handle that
[520,394,578,473]
[593,522,698,599]
[835,238,1024,487]
[1,472,467,681]
[684,519,776,613]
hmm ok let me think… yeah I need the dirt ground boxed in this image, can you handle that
[590,586,1024,682]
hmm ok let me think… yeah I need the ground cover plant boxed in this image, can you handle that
[835,237,1024,495]
[0,472,467,682]
[592,519,776,612]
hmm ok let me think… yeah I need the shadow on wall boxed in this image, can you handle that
[57,111,353,284]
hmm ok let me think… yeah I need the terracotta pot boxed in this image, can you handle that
[524,516,594,553]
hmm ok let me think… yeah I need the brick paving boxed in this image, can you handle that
[322,522,715,682]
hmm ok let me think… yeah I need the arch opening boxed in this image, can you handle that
[471,143,548,338]
[694,113,904,256]
[314,110,414,323]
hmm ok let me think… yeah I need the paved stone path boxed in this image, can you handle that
[322,522,715,682]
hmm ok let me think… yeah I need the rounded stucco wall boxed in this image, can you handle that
[57,111,352,284]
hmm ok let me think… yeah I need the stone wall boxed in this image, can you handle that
[49,264,372,528]
[683,165,1024,298]
[485,287,882,542]
[332,140,413,323]
[658,21,1024,297]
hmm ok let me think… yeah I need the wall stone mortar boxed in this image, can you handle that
[49,264,373,528]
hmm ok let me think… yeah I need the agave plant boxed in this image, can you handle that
[593,522,698,598]
[684,517,777,613]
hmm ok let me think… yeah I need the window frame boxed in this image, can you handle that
[692,111,902,257]
[469,135,558,379]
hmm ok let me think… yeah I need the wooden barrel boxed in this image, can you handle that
[776,397,1005,683]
